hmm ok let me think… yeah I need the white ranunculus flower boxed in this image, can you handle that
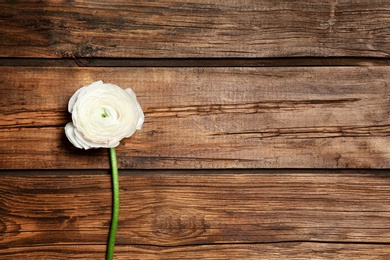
[65,80,144,149]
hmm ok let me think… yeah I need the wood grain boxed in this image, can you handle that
[1,66,390,169]
[1,170,390,259]
[2,1,390,259]
[1,0,390,58]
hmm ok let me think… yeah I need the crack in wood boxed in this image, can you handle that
[211,125,390,139]
[0,110,69,128]
[145,98,361,118]
[1,98,362,128]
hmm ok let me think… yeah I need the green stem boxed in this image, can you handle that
[107,147,119,260]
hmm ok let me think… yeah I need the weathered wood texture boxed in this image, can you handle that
[1,171,390,259]
[2,1,390,259]
[1,0,390,58]
[1,66,390,169]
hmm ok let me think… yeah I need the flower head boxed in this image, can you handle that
[65,80,144,149]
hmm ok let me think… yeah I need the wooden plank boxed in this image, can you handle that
[1,0,390,58]
[1,66,390,169]
[1,170,390,258]
[2,244,390,259]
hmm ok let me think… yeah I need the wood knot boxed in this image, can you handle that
[153,213,209,242]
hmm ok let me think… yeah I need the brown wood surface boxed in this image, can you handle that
[1,170,390,259]
[1,66,390,169]
[2,0,390,259]
[1,0,390,58]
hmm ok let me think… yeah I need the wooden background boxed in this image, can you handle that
[1,0,390,259]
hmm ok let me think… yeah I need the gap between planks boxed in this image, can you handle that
[2,242,390,259]
[0,57,390,67]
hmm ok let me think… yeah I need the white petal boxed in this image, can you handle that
[125,88,137,99]
[125,88,144,130]
[68,86,86,113]
[74,128,102,150]
[88,80,104,87]
[108,139,120,147]
[64,122,83,149]
[136,102,144,130]
[69,81,104,113]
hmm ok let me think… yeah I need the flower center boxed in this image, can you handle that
[95,106,118,126]
[101,108,109,118]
